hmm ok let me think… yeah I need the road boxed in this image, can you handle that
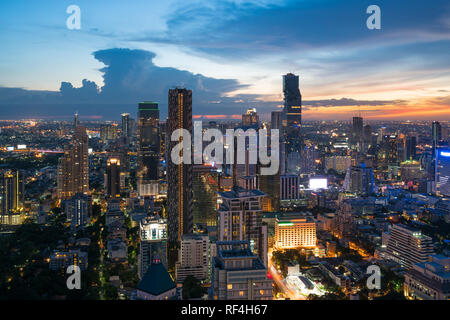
[268,253,305,300]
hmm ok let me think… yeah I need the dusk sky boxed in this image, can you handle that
[0,0,449,120]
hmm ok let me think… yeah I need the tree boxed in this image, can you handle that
[182,276,204,300]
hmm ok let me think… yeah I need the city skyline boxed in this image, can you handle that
[0,1,449,120]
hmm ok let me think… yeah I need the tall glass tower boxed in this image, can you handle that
[137,102,160,182]
[282,73,302,174]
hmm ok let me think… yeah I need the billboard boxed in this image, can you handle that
[309,178,327,190]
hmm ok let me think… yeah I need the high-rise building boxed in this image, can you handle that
[193,165,218,228]
[242,108,259,127]
[274,216,316,249]
[121,113,131,138]
[74,112,79,128]
[100,124,119,143]
[343,163,375,195]
[283,73,302,174]
[137,102,160,183]
[139,216,167,279]
[57,126,89,199]
[217,186,268,266]
[406,136,417,161]
[0,170,24,225]
[432,121,442,151]
[167,88,193,243]
[63,193,92,228]
[385,224,434,269]
[105,157,121,198]
[280,175,300,200]
[210,241,273,300]
[351,116,364,147]
[175,234,209,283]
[436,148,450,197]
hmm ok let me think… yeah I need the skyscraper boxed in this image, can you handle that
[217,186,268,266]
[0,170,24,225]
[351,116,363,148]
[137,102,160,195]
[432,121,442,158]
[74,112,79,128]
[57,126,89,199]
[436,148,450,197]
[242,108,259,127]
[121,113,130,138]
[344,163,375,196]
[63,193,92,228]
[167,88,193,243]
[105,157,121,198]
[406,136,417,160]
[282,73,302,174]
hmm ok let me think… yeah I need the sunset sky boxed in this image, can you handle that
[0,0,449,120]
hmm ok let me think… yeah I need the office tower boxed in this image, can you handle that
[167,88,193,243]
[217,186,268,266]
[344,163,375,195]
[283,73,302,174]
[105,157,121,198]
[436,148,450,196]
[351,116,363,147]
[0,170,24,225]
[175,234,209,283]
[404,254,450,300]
[74,112,79,128]
[432,121,442,150]
[63,193,92,228]
[57,126,89,199]
[406,136,417,160]
[139,216,167,279]
[274,215,316,249]
[210,241,273,300]
[100,124,119,143]
[193,165,218,228]
[280,175,300,200]
[379,134,399,165]
[137,102,160,184]
[121,113,130,137]
[385,224,434,269]
[242,108,259,127]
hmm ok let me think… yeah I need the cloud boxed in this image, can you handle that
[302,98,406,108]
[0,48,248,118]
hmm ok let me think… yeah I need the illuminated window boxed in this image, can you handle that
[227,284,232,290]
[239,291,244,297]
[260,290,264,295]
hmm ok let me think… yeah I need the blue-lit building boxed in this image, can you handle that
[436,148,450,197]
